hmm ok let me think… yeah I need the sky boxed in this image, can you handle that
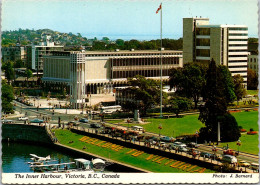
[1,0,259,40]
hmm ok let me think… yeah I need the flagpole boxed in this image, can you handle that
[160,3,163,118]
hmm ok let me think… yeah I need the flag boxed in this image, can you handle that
[156,4,161,14]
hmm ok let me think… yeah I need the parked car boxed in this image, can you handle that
[30,118,44,123]
[187,142,199,148]
[160,136,174,143]
[90,123,101,128]
[68,121,80,126]
[178,146,188,152]
[223,149,239,156]
[222,155,237,164]
[200,152,212,158]
[209,154,221,161]
[238,160,250,167]
[131,126,145,133]
[79,118,89,123]
[187,148,200,156]
[250,163,259,172]
[2,119,15,124]
[18,117,29,121]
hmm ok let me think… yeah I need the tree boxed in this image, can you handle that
[233,74,247,105]
[26,69,33,80]
[198,59,240,142]
[218,65,236,104]
[1,61,15,83]
[14,59,24,68]
[169,63,206,109]
[247,69,258,90]
[1,80,15,113]
[169,96,192,117]
[124,75,161,115]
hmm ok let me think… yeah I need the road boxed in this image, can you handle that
[9,100,259,166]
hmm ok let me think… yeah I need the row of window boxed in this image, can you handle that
[228,55,248,57]
[228,65,247,68]
[85,52,181,57]
[229,44,247,46]
[229,28,248,30]
[248,58,258,63]
[112,69,170,79]
[229,33,248,36]
[230,71,247,73]
[111,57,180,66]
[196,49,210,57]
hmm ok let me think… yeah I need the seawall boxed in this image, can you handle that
[2,124,53,144]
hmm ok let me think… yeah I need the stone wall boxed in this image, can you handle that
[2,124,53,144]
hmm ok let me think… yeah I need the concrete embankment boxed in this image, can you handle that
[2,124,53,144]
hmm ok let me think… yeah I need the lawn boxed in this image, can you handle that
[120,110,258,155]
[54,129,215,173]
[247,90,258,95]
[121,114,203,137]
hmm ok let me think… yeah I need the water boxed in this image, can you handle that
[2,142,93,173]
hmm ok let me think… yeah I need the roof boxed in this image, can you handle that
[74,158,91,165]
[197,24,247,28]
[15,77,38,82]
[92,158,105,165]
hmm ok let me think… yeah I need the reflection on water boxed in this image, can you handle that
[2,142,84,173]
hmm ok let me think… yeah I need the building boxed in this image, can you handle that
[1,45,27,65]
[183,17,248,85]
[26,35,64,73]
[42,50,183,108]
[248,53,258,73]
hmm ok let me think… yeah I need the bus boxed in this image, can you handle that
[100,105,122,114]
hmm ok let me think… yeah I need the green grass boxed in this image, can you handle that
[54,129,215,173]
[106,119,124,124]
[120,110,258,155]
[247,90,258,95]
[121,114,203,137]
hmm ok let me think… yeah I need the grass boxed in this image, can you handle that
[247,90,258,95]
[54,129,215,173]
[121,114,203,137]
[119,110,258,155]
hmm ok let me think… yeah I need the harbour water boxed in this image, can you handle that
[2,142,113,173]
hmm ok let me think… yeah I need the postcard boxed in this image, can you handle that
[1,0,259,184]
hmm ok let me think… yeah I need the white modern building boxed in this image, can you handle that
[183,17,248,86]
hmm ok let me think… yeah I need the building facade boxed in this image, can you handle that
[1,45,27,65]
[26,35,64,72]
[42,50,183,108]
[248,54,258,73]
[183,17,248,85]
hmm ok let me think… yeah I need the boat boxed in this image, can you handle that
[28,154,108,173]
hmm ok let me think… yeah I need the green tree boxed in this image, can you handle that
[2,61,15,83]
[233,74,247,105]
[198,59,236,142]
[1,80,15,113]
[247,69,258,90]
[116,39,125,47]
[14,59,24,68]
[26,69,33,79]
[218,65,236,104]
[169,63,206,109]
[125,75,161,115]
[169,96,192,117]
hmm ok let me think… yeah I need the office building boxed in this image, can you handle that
[26,35,64,72]
[42,50,183,108]
[183,17,248,85]
[248,54,258,73]
[1,45,27,65]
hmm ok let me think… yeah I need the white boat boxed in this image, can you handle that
[92,158,113,171]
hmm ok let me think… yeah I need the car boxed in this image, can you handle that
[30,118,44,123]
[79,118,89,123]
[160,136,174,143]
[209,154,221,161]
[238,160,250,167]
[200,152,212,158]
[18,117,29,121]
[187,148,200,156]
[68,121,80,126]
[223,149,239,156]
[90,123,101,128]
[178,146,188,152]
[250,163,259,171]
[222,155,237,164]
[2,119,15,124]
[187,142,199,148]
